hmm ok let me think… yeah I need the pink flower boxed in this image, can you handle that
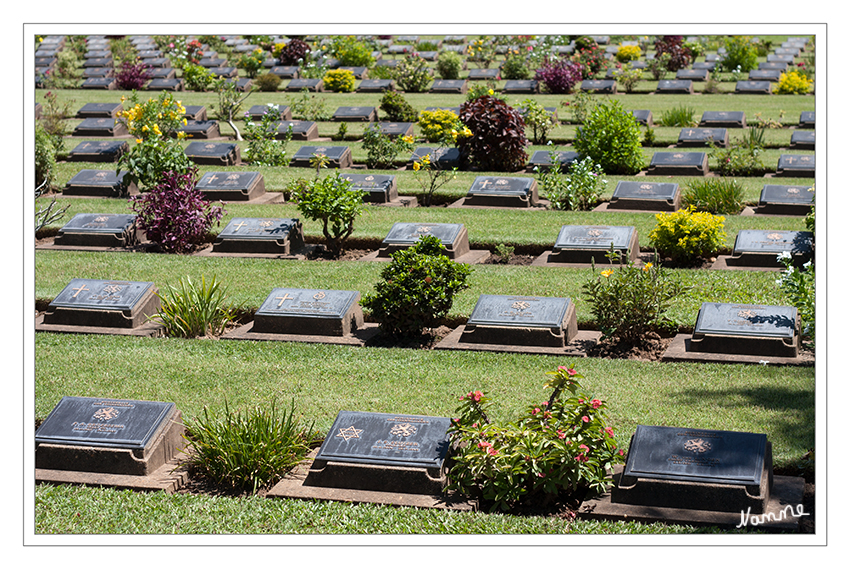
[532,407,540,415]
[592,399,602,409]
[619,449,625,456]
[556,430,566,439]
[579,444,589,452]
[605,427,614,437]
[487,447,498,456]
[575,454,588,463]
[478,441,491,450]
[582,416,590,423]
[537,472,545,477]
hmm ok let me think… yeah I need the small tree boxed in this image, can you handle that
[212,77,254,141]
[361,235,472,337]
[290,173,363,258]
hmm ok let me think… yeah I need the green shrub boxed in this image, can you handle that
[777,252,815,346]
[44,50,82,88]
[237,48,266,79]
[330,36,375,67]
[181,63,217,91]
[35,123,57,190]
[322,68,356,93]
[520,98,557,145]
[682,178,745,215]
[394,54,431,92]
[379,90,419,122]
[543,155,607,211]
[289,88,331,121]
[648,207,727,265]
[244,105,292,166]
[361,235,472,337]
[435,50,463,79]
[253,72,282,92]
[457,95,529,172]
[709,129,766,177]
[573,99,644,175]
[184,400,315,493]
[612,64,642,93]
[153,275,240,338]
[447,365,625,512]
[500,53,531,80]
[583,254,685,343]
[720,36,759,72]
[361,124,414,169]
[418,108,462,143]
[775,71,813,94]
[290,173,363,258]
[660,104,697,127]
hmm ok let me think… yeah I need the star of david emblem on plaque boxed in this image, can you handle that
[335,426,363,441]
[683,438,712,453]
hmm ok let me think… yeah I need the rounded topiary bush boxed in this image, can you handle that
[572,99,644,175]
[457,95,529,172]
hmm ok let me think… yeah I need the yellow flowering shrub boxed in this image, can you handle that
[322,69,356,92]
[417,109,470,144]
[648,206,726,265]
[117,91,187,140]
[615,44,642,62]
[775,70,813,94]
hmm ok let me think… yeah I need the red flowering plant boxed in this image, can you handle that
[447,365,624,512]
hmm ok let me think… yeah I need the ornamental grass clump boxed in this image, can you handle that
[361,235,472,337]
[153,275,241,338]
[184,400,315,494]
[447,365,625,512]
[129,168,225,254]
[582,252,686,344]
[682,178,745,215]
[648,206,727,266]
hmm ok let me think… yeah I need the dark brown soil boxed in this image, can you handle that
[585,332,674,362]
[483,254,536,266]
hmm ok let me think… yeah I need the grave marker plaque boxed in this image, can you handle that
[357,79,394,92]
[81,77,117,90]
[646,152,708,177]
[184,142,240,166]
[82,67,113,78]
[755,184,815,215]
[460,294,578,347]
[798,111,815,129]
[341,173,398,203]
[690,302,799,357]
[177,120,220,139]
[700,111,746,129]
[748,69,782,82]
[411,147,461,169]
[631,110,653,126]
[501,80,538,94]
[789,131,815,151]
[285,78,323,92]
[677,128,728,148]
[183,105,207,121]
[247,104,292,121]
[550,225,639,264]
[675,69,709,81]
[76,102,122,119]
[311,410,452,488]
[212,217,304,254]
[290,145,353,168]
[276,120,319,140]
[527,150,579,173]
[72,118,128,137]
[332,106,378,121]
[735,81,772,94]
[467,68,500,81]
[196,171,266,201]
[54,213,139,248]
[252,288,364,336]
[609,181,681,211]
[463,176,540,208]
[656,80,693,94]
[42,279,160,329]
[35,396,184,476]
[377,222,469,259]
[776,154,815,177]
[270,66,299,78]
[376,122,415,138]
[63,169,137,197]
[67,141,128,163]
[581,79,616,93]
[726,229,813,267]
[758,61,787,71]
[146,78,183,91]
[612,425,771,513]
[430,79,468,94]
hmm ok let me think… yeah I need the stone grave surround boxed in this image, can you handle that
[35,396,188,492]
[196,171,267,202]
[373,222,471,260]
[690,302,800,358]
[460,176,541,208]
[607,181,681,212]
[62,169,139,197]
[211,217,305,255]
[724,229,813,268]
[341,173,398,204]
[39,279,161,331]
[545,225,640,265]
[183,141,241,166]
[755,184,815,216]
[53,213,140,248]
[458,294,579,348]
[268,410,473,510]
[776,154,815,177]
[67,141,129,163]
[645,152,708,178]
[290,145,353,169]
[250,288,365,337]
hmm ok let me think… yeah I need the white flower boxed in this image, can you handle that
[777,251,792,260]
[803,260,812,269]
[759,360,770,365]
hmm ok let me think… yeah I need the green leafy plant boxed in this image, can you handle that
[290,173,363,258]
[466,36,496,68]
[379,90,419,122]
[212,77,254,141]
[38,91,74,157]
[682,178,745,215]
[322,68,356,93]
[583,253,685,343]
[612,63,642,93]
[660,104,697,127]
[43,50,82,88]
[184,399,315,493]
[457,94,529,172]
[494,243,515,263]
[719,36,759,72]
[362,124,415,169]
[710,129,766,177]
[35,123,57,190]
[647,52,671,80]
[394,53,431,92]
[289,88,331,121]
[181,62,217,91]
[563,90,596,124]
[237,48,266,79]
[418,108,463,143]
[541,154,607,211]
[330,35,375,67]
[152,275,240,338]
[648,206,727,266]
[435,50,463,79]
[361,235,472,337]
[447,365,625,512]
[501,50,532,80]
[573,99,644,175]
[243,105,292,166]
[776,252,814,347]
[253,72,282,92]
[520,99,558,145]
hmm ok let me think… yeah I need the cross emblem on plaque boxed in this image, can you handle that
[206,174,219,183]
[231,221,248,232]
[71,284,89,298]
[275,293,294,307]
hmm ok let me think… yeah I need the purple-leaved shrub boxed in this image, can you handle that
[115,59,152,90]
[534,57,584,94]
[129,168,225,254]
